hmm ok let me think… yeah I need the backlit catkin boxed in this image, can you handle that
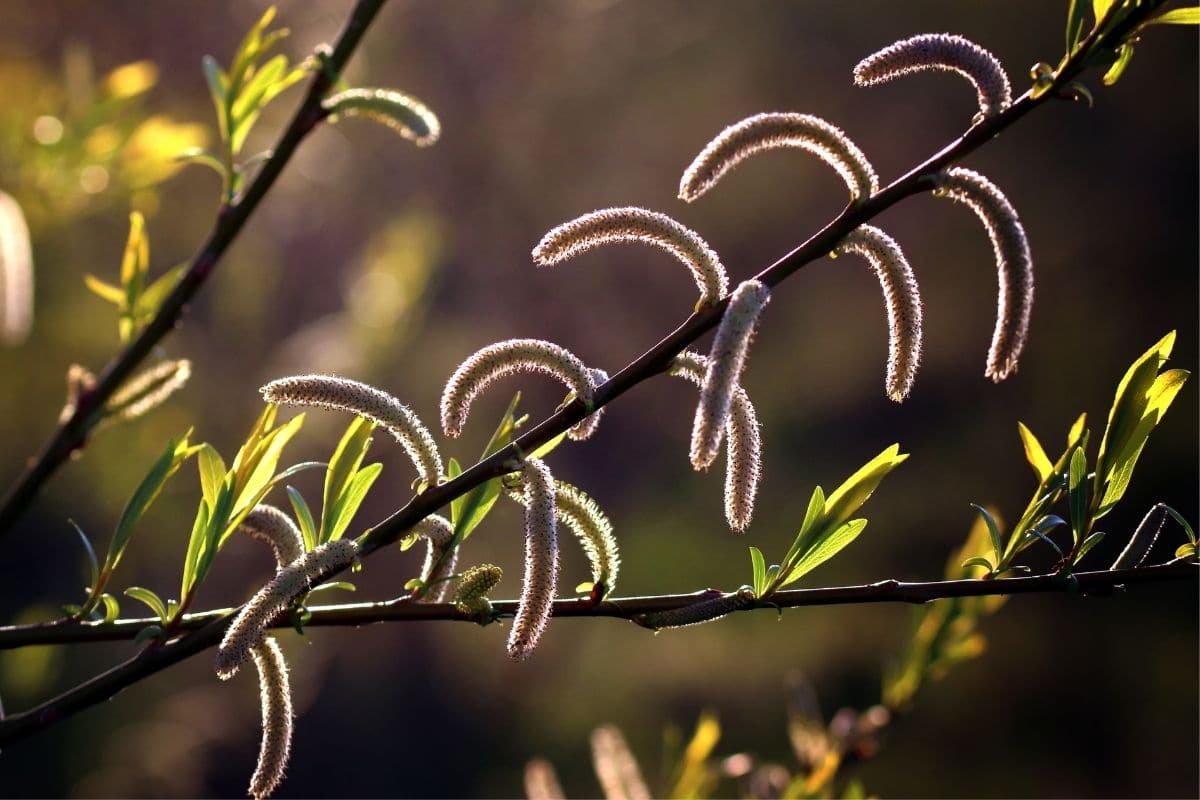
[248,637,292,800]
[104,359,192,422]
[835,226,924,402]
[634,587,757,630]
[933,168,1033,382]
[216,539,359,679]
[679,112,878,203]
[690,280,770,471]
[453,563,503,618]
[590,725,651,800]
[322,88,441,146]
[1111,504,1168,570]
[238,505,305,569]
[441,339,601,441]
[506,457,559,661]
[261,375,443,489]
[672,351,762,532]
[0,189,33,346]
[532,207,728,309]
[412,514,457,603]
[524,758,566,800]
[853,33,1012,120]
[509,479,620,595]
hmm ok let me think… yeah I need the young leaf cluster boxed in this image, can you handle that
[83,212,183,344]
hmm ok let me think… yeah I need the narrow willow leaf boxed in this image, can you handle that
[1074,530,1105,564]
[749,546,767,597]
[529,430,569,460]
[108,433,194,575]
[970,504,1005,563]
[447,458,465,525]
[1176,543,1198,559]
[175,147,228,178]
[180,498,211,600]
[960,556,995,573]
[325,462,382,543]
[1102,43,1135,85]
[1148,8,1200,25]
[1065,0,1089,51]
[782,486,828,570]
[1096,332,1176,489]
[135,264,186,320]
[99,593,120,623]
[124,586,169,622]
[1068,447,1088,546]
[198,444,227,509]
[1161,505,1197,545]
[1017,422,1053,482]
[784,519,868,586]
[83,274,124,304]
[68,520,101,592]
[320,416,375,542]
[202,55,228,138]
[1067,412,1088,447]
[823,445,907,533]
[286,486,317,552]
[452,393,524,541]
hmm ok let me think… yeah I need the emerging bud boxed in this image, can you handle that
[1111,503,1167,570]
[690,280,771,470]
[509,478,620,596]
[322,88,440,146]
[411,514,458,603]
[533,207,729,309]
[679,112,879,203]
[590,725,652,800]
[103,359,192,423]
[524,758,565,800]
[441,339,602,441]
[262,374,443,489]
[854,33,1012,120]
[453,563,504,618]
[506,457,559,661]
[634,587,757,630]
[0,189,33,346]
[835,225,924,402]
[248,636,293,800]
[933,168,1033,381]
[238,505,305,570]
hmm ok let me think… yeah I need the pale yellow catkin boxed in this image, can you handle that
[690,280,771,470]
[679,112,878,203]
[590,725,651,800]
[524,758,566,800]
[261,374,443,488]
[506,457,559,661]
[532,206,729,309]
[441,339,601,441]
[238,505,305,569]
[835,225,924,402]
[508,479,620,594]
[248,636,293,800]
[322,88,441,146]
[853,33,1012,119]
[103,359,192,422]
[671,351,762,532]
[412,514,458,603]
[453,563,504,618]
[933,167,1033,382]
[0,189,33,346]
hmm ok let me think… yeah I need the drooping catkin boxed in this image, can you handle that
[412,514,458,603]
[671,351,762,532]
[933,167,1033,382]
[1111,504,1168,570]
[507,457,559,661]
[835,225,924,402]
[679,112,879,203]
[321,88,441,146]
[103,359,192,422]
[453,563,503,618]
[0,189,33,346]
[524,758,566,800]
[248,636,293,800]
[590,725,651,800]
[441,339,602,441]
[508,479,620,595]
[216,539,359,679]
[690,280,771,471]
[262,374,443,488]
[570,367,609,442]
[238,505,305,569]
[634,587,757,630]
[532,207,729,309]
[853,33,1012,120]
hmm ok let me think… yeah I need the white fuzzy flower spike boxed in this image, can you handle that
[102,359,191,422]
[508,478,619,595]
[524,759,565,800]
[934,168,1033,382]
[248,637,293,800]
[441,339,602,441]
[215,539,359,680]
[854,33,1012,120]
[0,189,33,346]
[238,505,305,569]
[680,112,879,203]
[671,351,762,532]
[322,88,440,146]
[835,226,924,402]
[690,280,771,471]
[506,457,559,661]
[262,375,443,489]
[590,725,652,800]
[411,514,458,603]
[533,207,728,309]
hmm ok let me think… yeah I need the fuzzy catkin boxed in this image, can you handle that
[216,539,359,679]
[238,505,305,569]
[679,112,878,203]
[690,280,771,470]
[508,479,620,595]
[634,587,757,630]
[261,374,443,488]
[0,189,33,346]
[441,339,601,441]
[507,457,559,661]
[570,367,608,441]
[532,207,729,308]
[104,359,192,422]
[524,759,566,800]
[248,637,293,800]
[322,88,440,146]
[1111,504,1168,570]
[412,514,458,603]
[453,563,504,617]
[671,351,762,532]
[590,725,651,800]
[933,168,1033,382]
[853,33,1012,119]
[835,226,924,402]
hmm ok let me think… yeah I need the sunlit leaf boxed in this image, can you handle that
[970,504,1005,563]
[83,274,124,305]
[783,519,868,585]
[1066,0,1089,51]
[124,586,169,622]
[1074,530,1106,564]
[1147,8,1200,25]
[1017,422,1054,483]
[749,546,767,596]
[108,432,195,577]
[287,485,318,552]
[822,445,908,533]
[325,462,383,543]
[197,443,226,508]
[1175,542,1198,559]
[320,417,376,541]
[960,556,995,574]
[1161,505,1197,545]
[1068,447,1088,545]
[1102,42,1135,85]
[453,392,524,542]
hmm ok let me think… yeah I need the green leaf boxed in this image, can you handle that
[1066,0,1089,51]
[1068,446,1089,546]
[197,444,226,508]
[783,519,868,586]
[452,392,525,542]
[1148,8,1200,25]
[99,593,120,623]
[136,264,186,321]
[960,556,995,574]
[107,433,194,576]
[529,430,569,460]
[1017,423,1054,483]
[403,577,423,592]
[320,417,376,543]
[124,586,169,622]
[84,274,125,305]
[1175,542,1198,560]
[175,147,229,178]
[180,498,211,600]
[1074,530,1106,564]
[1161,505,1197,544]
[325,462,383,543]
[1102,42,1135,85]
[749,546,767,596]
[306,581,356,595]
[970,504,1005,564]
[822,445,908,534]
[287,486,318,552]
[231,53,287,123]
[575,581,594,595]
[1067,412,1088,447]
[67,519,100,593]
[235,412,305,515]
[447,458,465,524]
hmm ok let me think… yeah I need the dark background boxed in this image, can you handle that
[0,1,1195,797]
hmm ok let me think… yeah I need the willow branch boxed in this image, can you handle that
[0,0,388,541]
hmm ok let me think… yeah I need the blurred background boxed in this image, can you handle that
[0,1,1195,797]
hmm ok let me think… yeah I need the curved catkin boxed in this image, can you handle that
[508,479,620,595]
[853,33,1012,119]
[104,359,192,422]
[248,637,293,800]
[441,339,601,441]
[679,112,878,203]
[507,457,559,661]
[453,563,503,617]
[532,207,728,309]
[0,189,33,346]
[570,367,609,442]
[590,725,651,800]
[524,758,566,800]
[671,351,762,532]
[262,375,443,488]
[835,226,924,402]
[1112,504,1168,570]
[634,587,757,630]
[216,539,359,679]
[322,88,440,146]
[690,280,771,471]
[238,505,305,569]
[412,514,458,603]
[933,168,1033,382]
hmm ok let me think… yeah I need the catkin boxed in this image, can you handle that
[571,367,609,441]
[238,505,305,569]
[933,168,1033,382]
[671,351,762,532]
[507,457,559,661]
[509,479,620,595]
[441,339,602,441]
[1111,504,1167,570]
[262,374,443,489]
[322,88,441,146]
[0,189,33,346]
[853,33,1012,120]
[690,280,771,470]
[835,226,924,402]
[216,539,359,679]
[248,637,293,800]
[453,563,504,618]
[634,587,757,630]
[532,207,728,309]
[590,725,651,800]
[679,112,878,203]
[103,359,191,422]
[524,758,566,800]
[412,514,458,603]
